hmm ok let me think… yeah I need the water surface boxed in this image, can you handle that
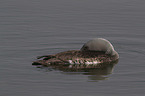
[1,0,145,96]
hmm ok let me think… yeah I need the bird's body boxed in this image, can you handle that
[32,38,119,67]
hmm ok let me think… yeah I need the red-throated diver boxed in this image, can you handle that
[32,38,119,67]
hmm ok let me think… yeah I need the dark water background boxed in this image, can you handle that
[1,0,145,96]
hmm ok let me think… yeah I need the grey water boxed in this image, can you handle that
[1,0,145,96]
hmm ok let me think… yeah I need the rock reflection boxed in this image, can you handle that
[34,60,118,81]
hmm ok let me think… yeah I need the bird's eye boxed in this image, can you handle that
[83,46,89,50]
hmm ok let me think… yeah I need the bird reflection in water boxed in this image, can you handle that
[33,60,118,82]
